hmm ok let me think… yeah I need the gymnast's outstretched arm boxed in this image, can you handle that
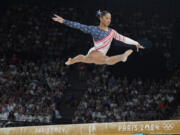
[113,30,144,52]
[52,14,93,34]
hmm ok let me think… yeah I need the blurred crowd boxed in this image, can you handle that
[0,55,70,125]
[72,66,179,123]
[113,12,173,49]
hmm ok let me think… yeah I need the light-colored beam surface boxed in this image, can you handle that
[0,120,179,135]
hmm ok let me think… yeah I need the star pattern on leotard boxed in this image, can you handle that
[64,19,110,41]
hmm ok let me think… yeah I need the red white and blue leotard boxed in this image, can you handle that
[64,19,139,55]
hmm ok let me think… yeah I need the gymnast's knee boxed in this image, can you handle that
[78,55,86,59]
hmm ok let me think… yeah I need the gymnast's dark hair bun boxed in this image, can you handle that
[96,10,110,19]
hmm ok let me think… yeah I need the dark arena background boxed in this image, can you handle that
[0,0,180,134]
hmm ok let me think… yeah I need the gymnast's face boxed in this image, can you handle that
[100,13,111,27]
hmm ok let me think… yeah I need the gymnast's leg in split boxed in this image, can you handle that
[65,49,133,66]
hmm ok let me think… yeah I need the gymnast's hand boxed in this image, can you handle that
[52,14,64,23]
[136,44,144,52]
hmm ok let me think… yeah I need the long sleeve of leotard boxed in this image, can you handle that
[113,30,139,46]
[63,19,93,34]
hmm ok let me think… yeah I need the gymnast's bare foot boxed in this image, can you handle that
[65,58,74,65]
[122,49,133,62]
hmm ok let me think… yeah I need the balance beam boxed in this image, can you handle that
[0,120,179,135]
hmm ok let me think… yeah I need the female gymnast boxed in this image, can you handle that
[52,10,144,65]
